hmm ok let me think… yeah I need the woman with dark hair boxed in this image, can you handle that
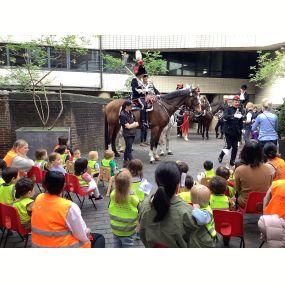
[119,100,139,167]
[139,161,209,248]
[234,140,273,208]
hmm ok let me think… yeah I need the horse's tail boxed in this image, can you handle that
[104,112,109,150]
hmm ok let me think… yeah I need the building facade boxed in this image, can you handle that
[1,35,285,104]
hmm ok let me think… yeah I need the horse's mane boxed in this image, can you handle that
[162,89,191,101]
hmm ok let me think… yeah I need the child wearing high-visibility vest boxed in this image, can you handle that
[13,177,35,229]
[101,150,117,177]
[0,167,18,205]
[0,159,7,185]
[88,151,100,178]
[178,174,194,204]
[108,169,140,248]
[209,176,235,210]
[191,185,218,247]
[197,160,215,182]
[73,149,81,162]
[34,149,48,170]
[74,158,103,200]
[54,145,70,166]
[215,166,235,197]
[176,160,189,193]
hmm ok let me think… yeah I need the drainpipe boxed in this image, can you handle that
[99,35,103,89]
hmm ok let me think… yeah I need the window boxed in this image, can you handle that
[167,53,183,76]
[9,47,26,67]
[50,47,67,69]
[196,52,210,77]
[181,52,196,76]
[0,44,7,66]
[210,51,223,77]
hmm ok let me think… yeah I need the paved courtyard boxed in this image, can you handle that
[3,130,265,248]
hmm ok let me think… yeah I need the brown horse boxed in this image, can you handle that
[105,88,201,163]
[196,98,227,139]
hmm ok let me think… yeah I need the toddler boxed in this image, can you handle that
[176,160,189,193]
[48,152,66,175]
[0,167,19,205]
[197,160,215,182]
[34,148,48,170]
[101,150,118,177]
[178,174,194,204]
[88,151,100,177]
[0,159,7,185]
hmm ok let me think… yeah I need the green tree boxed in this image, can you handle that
[0,35,90,129]
[249,48,285,88]
[278,98,285,138]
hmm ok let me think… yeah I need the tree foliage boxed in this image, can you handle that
[249,49,285,88]
[278,98,285,138]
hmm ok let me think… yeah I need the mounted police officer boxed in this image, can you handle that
[218,95,243,166]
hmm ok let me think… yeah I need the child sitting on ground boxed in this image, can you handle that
[209,176,234,210]
[0,159,7,185]
[13,177,35,229]
[127,159,153,202]
[73,148,81,162]
[101,150,118,177]
[34,148,48,170]
[108,169,140,248]
[48,152,66,175]
[88,151,100,178]
[191,185,218,247]
[176,160,189,193]
[197,160,215,182]
[74,158,103,200]
[215,166,235,197]
[0,167,18,205]
[178,174,194,204]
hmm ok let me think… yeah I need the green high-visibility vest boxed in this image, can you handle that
[88,160,99,174]
[35,160,46,170]
[0,177,4,185]
[204,169,215,178]
[13,197,33,226]
[210,194,229,210]
[108,190,139,237]
[77,174,89,187]
[0,183,16,205]
[178,191,191,204]
[60,154,67,165]
[228,185,235,197]
[200,205,217,238]
[131,181,145,202]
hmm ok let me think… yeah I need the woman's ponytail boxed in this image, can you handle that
[152,186,171,222]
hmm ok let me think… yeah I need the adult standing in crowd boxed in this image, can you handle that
[251,98,278,149]
[31,171,105,248]
[3,139,34,176]
[119,100,139,167]
[218,96,243,166]
[234,140,273,208]
[139,161,214,248]
[243,102,255,143]
[238,84,249,108]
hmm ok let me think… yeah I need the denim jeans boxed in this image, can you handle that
[113,234,134,248]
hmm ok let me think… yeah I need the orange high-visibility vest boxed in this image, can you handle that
[267,157,285,181]
[264,180,285,218]
[3,149,25,177]
[31,193,91,248]
[3,149,17,167]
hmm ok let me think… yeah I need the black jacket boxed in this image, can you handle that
[223,106,243,137]
[119,109,137,137]
[131,77,144,100]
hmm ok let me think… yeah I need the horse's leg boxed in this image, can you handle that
[149,127,162,163]
[112,124,120,157]
[154,128,164,161]
[202,122,205,140]
[149,128,157,164]
[158,128,166,156]
[166,125,173,155]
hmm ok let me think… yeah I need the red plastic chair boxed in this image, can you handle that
[27,166,43,193]
[238,191,266,214]
[65,173,97,210]
[213,209,245,248]
[0,203,31,248]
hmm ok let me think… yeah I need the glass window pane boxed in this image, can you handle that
[50,47,67,69]
[9,47,26,67]
[169,61,182,75]
[0,44,7,66]
[87,50,100,71]
[210,52,223,77]
[196,52,210,76]
[181,52,196,76]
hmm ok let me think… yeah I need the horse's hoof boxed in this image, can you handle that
[115,152,120,157]
[150,160,155,164]
[155,157,161,161]
[160,153,165,156]
[167,151,173,155]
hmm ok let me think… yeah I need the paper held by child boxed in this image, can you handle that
[139,179,153,195]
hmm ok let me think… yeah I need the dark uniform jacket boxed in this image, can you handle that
[119,109,137,137]
[223,106,243,137]
[131,77,144,100]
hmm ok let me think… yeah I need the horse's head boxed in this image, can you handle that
[184,86,201,112]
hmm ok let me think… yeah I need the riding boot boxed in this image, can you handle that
[216,132,219,139]
[219,134,224,139]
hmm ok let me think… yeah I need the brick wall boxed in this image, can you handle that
[0,91,109,158]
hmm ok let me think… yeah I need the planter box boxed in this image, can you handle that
[16,127,70,160]
[279,139,285,160]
